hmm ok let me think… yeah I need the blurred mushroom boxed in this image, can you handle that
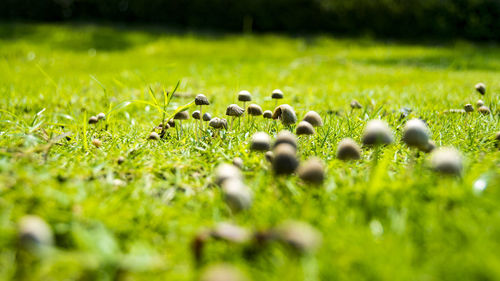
[464,104,474,113]
[302,111,323,127]
[478,106,491,115]
[297,158,325,185]
[273,221,322,254]
[250,132,271,151]
[272,104,297,126]
[271,89,284,106]
[88,116,98,125]
[192,110,201,120]
[402,119,430,151]
[221,178,252,213]
[148,132,160,141]
[272,143,299,175]
[476,99,484,108]
[117,156,125,165]
[200,264,249,281]
[18,215,53,249]
[350,100,362,109]
[475,83,486,95]
[336,138,362,160]
[97,112,106,120]
[211,222,251,243]
[430,147,463,176]
[92,138,102,147]
[296,121,315,136]
[362,119,394,146]
[263,110,273,119]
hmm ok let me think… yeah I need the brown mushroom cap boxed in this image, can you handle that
[88,116,98,124]
[272,104,297,125]
[273,221,322,253]
[271,89,284,99]
[250,132,271,151]
[297,158,325,184]
[464,104,474,113]
[209,117,224,129]
[263,110,273,119]
[302,111,323,127]
[97,112,106,120]
[192,110,201,120]
[247,104,263,116]
[475,83,486,95]
[350,100,362,109]
[221,178,253,212]
[402,119,430,150]
[226,104,245,117]
[18,215,54,248]
[202,112,212,121]
[238,90,252,102]
[430,147,463,176]
[148,132,160,140]
[195,94,210,105]
[478,106,491,115]
[296,121,315,135]
[336,138,362,160]
[272,143,299,175]
[362,119,394,146]
[174,111,190,120]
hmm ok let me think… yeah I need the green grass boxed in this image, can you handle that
[1,23,500,281]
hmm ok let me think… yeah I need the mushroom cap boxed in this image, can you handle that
[215,163,242,185]
[97,112,106,120]
[148,132,160,140]
[302,111,323,127]
[296,121,315,135]
[430,147,463,176]
[247,104,263,116]
[272,104,297,125]
[92,139,102,147]
[195,94,210,105]
[263,110,273,119]
[421,140,436,153]
[273,221,322,254]
[402,119,430,150]
[209,117,224,129]
[18,215,53,248]
[211,222,251,243]
[273,130,297,150]
[464,104,474,113]
[475,83,486,95]
[350,100,362,109]
[250,132,271,151]
[220,118,228,130]
[336,138,362,160]
[297,158,325,184]
[117,156,126,164]
[476,100,484,107]
[174,110,190,120]
[226,104,245,117]
[192,110,201,120]
[238,90,252,102]
[88,116,98,124]
[362,119,394,146]
[272,143,299,175]
[200,264,249,281]
[232,157,244,169]
[202,112,212,121]
[222,178,252,212]
[265,151,274,163]
[271,89,284,99]
[168,119,176,128]
[478,106,491,115]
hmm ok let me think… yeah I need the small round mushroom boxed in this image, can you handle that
[297,158,325,185]
[336,138,362,160]
[221,178,252,212]
[211,222,251,243]
[265,151,274,163]
[272,143,299,175]
[200,264,249,281]
[263,110,273,119]
[272,104,297,126]
[478,106,491,115]
[92,138,102,147]
[464,104,474,113]
[192,110,201,120]
[148,132,160,141]
[195,94,210,106]
[430,147,463,176]
[232,157,243,169]
[402,119,430,150]
[476,100,484,108]
[250,132,271,151]
[302,111,323,127]
[350,100,362,109]
[174,111,190,137]
[238,90,252,110]
[203,113,212,122]
[296,121,315,135]
[97,112,106,120]
[247,104,263,116]
[271,89,284,100]
[117,156,125,165]
[226,104,245,130]
[362,119,394,146]
[18,215,53,249]
[273,221,322,254]
[88,116,98,124]
[215,163,242,185]
[475,83,486,95]
[273,130,297,150]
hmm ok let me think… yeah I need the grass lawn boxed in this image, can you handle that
[1,23,500,281]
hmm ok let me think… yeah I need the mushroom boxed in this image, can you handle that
[250,132,271,151]
[200,264,249,281]
[464,104,474,113]
[18,215,53,249]
[192,110,201,120]
[272,104,297,126]
[92,138,102,147]
[209,117,229,131]
[272,143,299,175]
[148,132,160,141]
[226,104,245,130]
[402,119,430,151]
[263,110,273,119]
[195,94,210,136]
[203,112,212,126]
[173,110,189,137]
[362,119,394,146]
[117,156,125,165]
[350,100,362,110]
[296,121,315,136]
[297,158,325,185]
[336,138,362,160]
[271,89,284,106]
[478,106,491,115]
[88,116,98,125]
[97,112,106,121]
[237,90,252,111]
[211,222,251,243]
[430,147,463,176]
[272,221,322,254]
[221,178,253,213]
[475,83,486,95]
[302,111,323,127]
[273,130,297,150]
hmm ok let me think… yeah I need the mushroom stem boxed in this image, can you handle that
[199,105,203,140]
[230,116,235,131]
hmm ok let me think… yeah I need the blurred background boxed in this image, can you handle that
[1,0,499,41]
